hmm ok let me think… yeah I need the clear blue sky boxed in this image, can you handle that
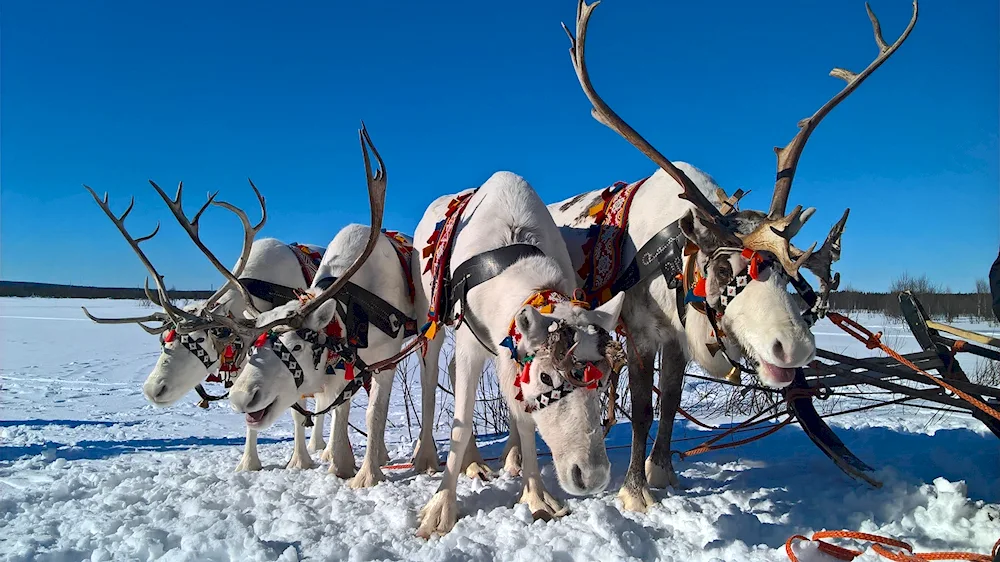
[2,1,997,292]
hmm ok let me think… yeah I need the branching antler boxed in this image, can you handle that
[562,0,723,224]
[804,208,850,312]
[150,179,267,317]
[740,1,917,276]
[769,1,918,218]
[81,186,200,329]
[229,121,388,339]
[81,307,173,335]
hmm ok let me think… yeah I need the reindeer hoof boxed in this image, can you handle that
[349,466,386,489]
[518,488,568,520]
[416,490,458,539]
[617,485,656,512]
[645,457,679,489]
[320,448,333,463]
[234,457,262,472]
[285,454,316,470]
[502,447,522,477]
[463,461,493,481]
[411,451,440,475]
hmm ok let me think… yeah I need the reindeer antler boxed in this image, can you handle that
[740,1,917,277]
[81,186,201,329]
[770,2,918,219]
[150,178,267,317]
[231,121,388,338]
[804,208,850,312]
[562,0,724,225]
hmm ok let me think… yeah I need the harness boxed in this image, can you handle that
[161,327,246,407]
[576,179,825,381]
[246,233,423,426]
[450,244,546,354]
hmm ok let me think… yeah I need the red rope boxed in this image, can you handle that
[786,530,996,562]
[826,313,1000,424]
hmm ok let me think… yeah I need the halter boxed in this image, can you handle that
[682,244,823,378]
[500,290,612,412]
[161,327,246,385]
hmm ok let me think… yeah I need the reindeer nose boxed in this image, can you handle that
[235,386,260,412]
[571,465,586,490]
[772,339,788,363]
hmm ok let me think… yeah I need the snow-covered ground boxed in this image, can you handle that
[1,297,998,561]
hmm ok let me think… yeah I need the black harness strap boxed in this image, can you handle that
[611,221,685,295]
[450,244,546,355]
[239,277,302,307]
[315,276,418,342]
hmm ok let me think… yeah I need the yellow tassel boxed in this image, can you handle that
[539,304,554,314]
[587,200,606,217]
[424,322,438,340]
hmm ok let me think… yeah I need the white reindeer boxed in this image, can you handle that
[225,125,422,488]
[531,0,915,511]
[413,171,625,537]
[82,180,342,472]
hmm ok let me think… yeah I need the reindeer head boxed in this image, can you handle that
[227,124,387,430]
[509,292,624,495]
[562,0,916,387]
[81,174,267,404]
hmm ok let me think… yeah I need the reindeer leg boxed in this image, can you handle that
[411,332,444,474]
[326,400,357,478]
[308,391,328,453]
[351,372,392,489]
[234,426,262,472]
[416,340,485,538]
[500,411,522,477]
[617,342,656,512]
[514,411,567,520]
[647,343,684,489]
[285,400,316,470]
[448,354,491,480]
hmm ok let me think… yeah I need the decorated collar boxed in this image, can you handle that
[684,247,770,315]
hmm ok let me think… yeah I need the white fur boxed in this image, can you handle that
[228,224,422,488]
[413,172,623,538]
[139,237,330,472]
[548,164,818,508]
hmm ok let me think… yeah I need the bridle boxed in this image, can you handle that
[502,290,615,413]
[160,326,247,406]
[683,244,823,377]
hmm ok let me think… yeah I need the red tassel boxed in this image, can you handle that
[583,363,602,384]
[325,321,342,339]
[163,329,176,343]
[344,362,355,381]
[519,360,532,386]
[223,345,234,359]
[254,333,269,348]
[515,389,524,401]
[693,277,707,298]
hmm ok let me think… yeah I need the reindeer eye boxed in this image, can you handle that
[540,372,553,387]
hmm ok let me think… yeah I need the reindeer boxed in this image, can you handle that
[82,176,344,472]
[528,0,918,511]
[412,171,626,538]
[222,125,428,488]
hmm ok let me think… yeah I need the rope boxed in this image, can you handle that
[827,313,1000,423]
[785,530,998,561]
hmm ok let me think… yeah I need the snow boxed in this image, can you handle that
[2,298,998,561]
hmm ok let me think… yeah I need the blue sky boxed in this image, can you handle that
[2,1,997,292]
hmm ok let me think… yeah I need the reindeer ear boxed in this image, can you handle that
[679,209,723,255]
[303,300,338,333]
[253,300,298,329]
[514,305,556,351]
[589,292,625,333]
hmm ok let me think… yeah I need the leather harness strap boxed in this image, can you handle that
[449,244,547,355]
[314,276,419,343]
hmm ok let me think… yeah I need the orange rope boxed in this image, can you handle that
[826,313,1000,424]
[786,530,996,562]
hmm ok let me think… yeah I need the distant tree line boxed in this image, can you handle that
[829,273,995,322]
[0,281,213,300]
